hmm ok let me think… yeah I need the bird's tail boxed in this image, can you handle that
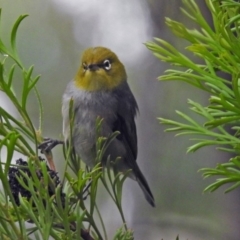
[134,166,155,207]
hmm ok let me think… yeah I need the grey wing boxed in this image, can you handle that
[113,81,138,161]
[113,82,155,207]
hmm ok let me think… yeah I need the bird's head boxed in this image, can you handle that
[74,47,127,91]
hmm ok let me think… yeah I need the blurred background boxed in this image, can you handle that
[1,0,240,239]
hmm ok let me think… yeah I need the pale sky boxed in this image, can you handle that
[51,0,153,64]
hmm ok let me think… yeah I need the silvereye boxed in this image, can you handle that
[62,47,155,207]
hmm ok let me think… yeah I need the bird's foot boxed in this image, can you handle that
[38,138,64,171]
[82,180,92,200]
[38,138,64,154]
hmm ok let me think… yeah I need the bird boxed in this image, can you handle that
[62,46,155,207]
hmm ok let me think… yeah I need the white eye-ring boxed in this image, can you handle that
[103,59,111,70]
[82,63,88,71]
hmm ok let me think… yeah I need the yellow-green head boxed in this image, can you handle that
[74,47,127,91]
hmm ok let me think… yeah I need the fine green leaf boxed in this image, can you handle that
[147,0,240,194]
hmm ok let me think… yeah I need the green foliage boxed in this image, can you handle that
[146,0,240,193]
[0,9,133,240]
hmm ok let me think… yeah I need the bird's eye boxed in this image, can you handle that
[103,59,111,70]
[83,63,88,71]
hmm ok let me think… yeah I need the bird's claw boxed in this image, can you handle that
[38,138,64,153]
[82,180,92,200]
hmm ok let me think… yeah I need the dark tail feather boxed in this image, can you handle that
[135,167,155,207]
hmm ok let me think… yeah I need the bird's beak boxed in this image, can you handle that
[88,64,99,71]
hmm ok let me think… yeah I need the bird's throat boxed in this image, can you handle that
[74,72,124,91]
